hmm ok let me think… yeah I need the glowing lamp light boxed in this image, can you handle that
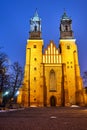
[4,91,9,96]
[15,91,19,96]
[5,91,9,95]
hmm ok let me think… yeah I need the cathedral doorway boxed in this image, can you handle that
[50,96,56,106]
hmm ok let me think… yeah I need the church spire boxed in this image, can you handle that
[29,9,42,39]
[60,11,73,39]
[34,8,39,17]
[62,11,70,20]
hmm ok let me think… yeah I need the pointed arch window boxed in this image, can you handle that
[65,25,68,31]
[35,25,37,32]
[49,69,56,91]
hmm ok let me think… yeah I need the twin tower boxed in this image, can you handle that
[17,10,84,107]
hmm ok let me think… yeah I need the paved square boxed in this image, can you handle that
[0,107,87,130]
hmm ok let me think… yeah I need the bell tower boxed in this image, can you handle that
[17,10,44,107]
[59,12,84,106]
[60,11,73,39]
[29,9,42,39]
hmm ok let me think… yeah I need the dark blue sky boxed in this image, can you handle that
[0,0,87,74]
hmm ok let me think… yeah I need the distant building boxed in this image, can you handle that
[17,10,85,107]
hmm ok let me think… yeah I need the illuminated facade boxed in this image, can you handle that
[17,11,85,107]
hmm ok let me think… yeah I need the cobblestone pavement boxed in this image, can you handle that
[0,107,87,130]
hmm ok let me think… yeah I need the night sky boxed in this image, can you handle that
[0,0,87,74]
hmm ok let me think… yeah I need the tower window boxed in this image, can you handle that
[67,45,70,49]
[34,77,36,80]
[34,98,36,101]
[33,45,36,48]
[67,66,69,68]
[65,25,68,31]
[34,67,37,70]
[34,58,37,61]
[35,25,37,32]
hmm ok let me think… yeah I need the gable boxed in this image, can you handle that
[43,41,61,64]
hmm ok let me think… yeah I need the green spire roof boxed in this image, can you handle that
[31,9,41,21]
[34,9,39,17]
[61,11,70,20]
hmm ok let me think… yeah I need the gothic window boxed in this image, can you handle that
[35,25,37,32]
[34,58,37,61]
[65,25,68,31]
[34,98,36,101]
[34,67,36,70]
[34,77,36,81]
[67,45,70,49]
[49,69,56,91]
[33,45,36,48]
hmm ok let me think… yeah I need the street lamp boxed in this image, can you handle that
[15,91,19,96]
[3,91,9,96]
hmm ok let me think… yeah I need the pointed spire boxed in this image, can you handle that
[32,8,41,21]
[34,8,39,17]
[29,9,42,39]
[61,10,70,20]
[60,10,73,39]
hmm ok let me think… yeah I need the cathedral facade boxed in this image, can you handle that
[17,11,84,107]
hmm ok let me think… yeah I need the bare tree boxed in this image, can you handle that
[10,62,23,100]
[83,71,87,88]
[0,49,10,105]
[82,71,87,94]
[0,49,24,105]
[0,50,8,91]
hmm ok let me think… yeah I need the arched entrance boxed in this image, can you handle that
[50,96,56,106]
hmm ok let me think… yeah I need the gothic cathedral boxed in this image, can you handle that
[17,11,85,107]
